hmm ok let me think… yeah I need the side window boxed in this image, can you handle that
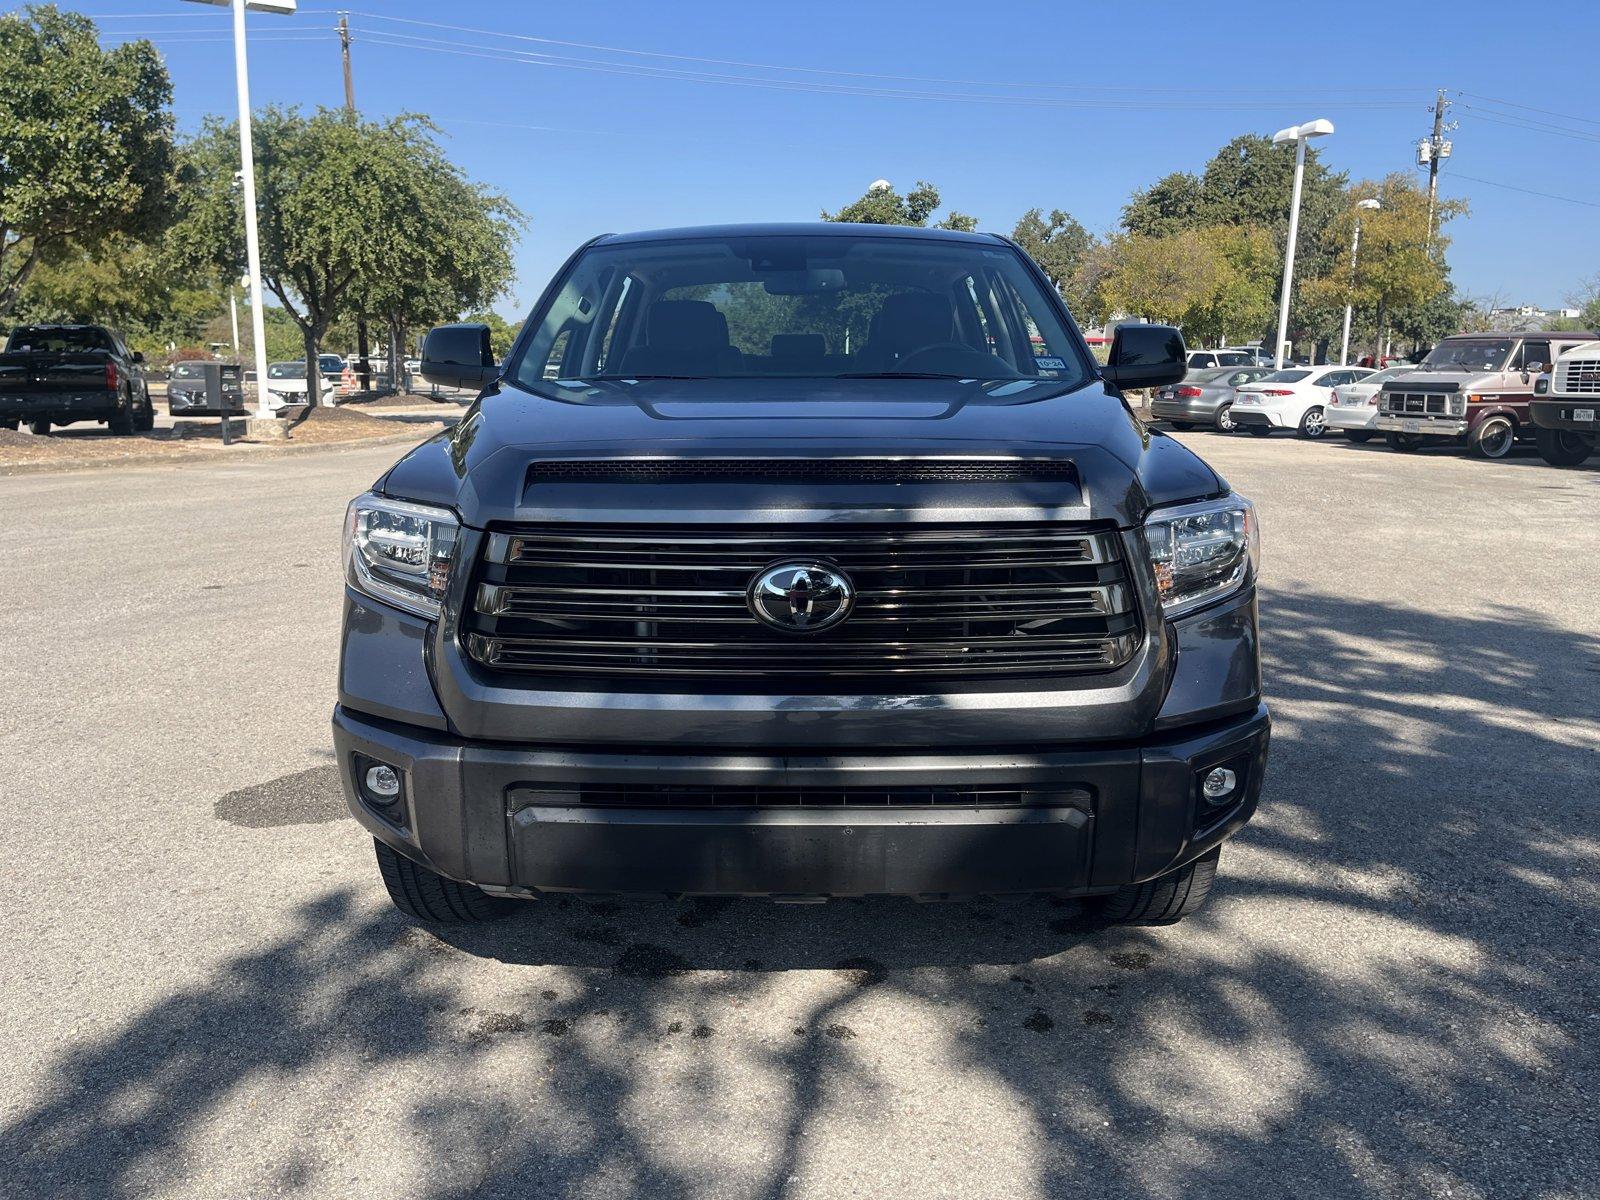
[1521,341,1551,372]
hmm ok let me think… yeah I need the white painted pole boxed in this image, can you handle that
[1273,136,1308,370]
[230,0,273,419]
[1339,219,1362,366]
[229,285,240,352]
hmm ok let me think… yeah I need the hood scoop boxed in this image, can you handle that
[524,458,1078,485]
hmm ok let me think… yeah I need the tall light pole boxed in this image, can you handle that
[183,1,297,419]
[1340,198,1381,366]
[1270,119,1334,369]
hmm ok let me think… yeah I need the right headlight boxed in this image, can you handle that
[343,492,460,619]
[1142,495,1259,619]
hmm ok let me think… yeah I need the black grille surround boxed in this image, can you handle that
[1380,389,1464,417]
[463,522,1143,687]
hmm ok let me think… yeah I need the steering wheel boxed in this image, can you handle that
[893,342,1010,376]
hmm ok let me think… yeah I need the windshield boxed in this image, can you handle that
[172,362,200,378]
[267,363,305,379]
[1260,369,1310,383]
[510,233,1090,386]
[1422,338,1514,372]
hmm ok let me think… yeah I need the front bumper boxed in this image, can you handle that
[1376,414,1467,437]
[333,702,1270,898]
[1529,399,1599,434]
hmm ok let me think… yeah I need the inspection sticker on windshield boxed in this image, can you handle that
[1035,356,1067,372]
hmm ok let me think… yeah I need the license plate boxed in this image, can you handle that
[1401,419,1427,432]
[1575,407,1596,423]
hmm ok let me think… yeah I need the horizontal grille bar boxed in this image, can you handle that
[524,458,1078,484]
[512,783,1093,809]
[467,522,1141,684]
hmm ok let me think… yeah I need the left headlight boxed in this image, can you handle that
[343,492,460,619]
[1142,494,1259,619]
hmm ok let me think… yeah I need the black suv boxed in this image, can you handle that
[334,224,1269,926]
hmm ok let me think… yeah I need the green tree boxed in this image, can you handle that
[0,6,175,317]
[1306,174,1460,360]
[1011,208,1097,321]
[174,108,516,406]
[1099,230,1224,328]
[823,180,946,227]
[1182,226,1279,348]
[1121,173,1203,238]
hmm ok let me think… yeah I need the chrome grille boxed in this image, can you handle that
[1554,358,1600,395]
[465,523,1141,683]
[1381,390,1461,416]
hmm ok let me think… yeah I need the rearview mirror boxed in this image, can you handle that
[420,323,496,389]
[1102,324,1186,391]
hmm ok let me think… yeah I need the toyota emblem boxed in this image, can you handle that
[747,561,854,633]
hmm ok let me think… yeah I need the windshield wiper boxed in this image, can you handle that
[834,370,972,380]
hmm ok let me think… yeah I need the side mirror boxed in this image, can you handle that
[420,323,496,389]
[132,351,145,364]
[1102,324,1187,391]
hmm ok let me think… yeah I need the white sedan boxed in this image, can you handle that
[1326,366,1416,441]
[1229,366,1375,438]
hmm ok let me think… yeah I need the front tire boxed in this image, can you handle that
[1214,404,1236,433]
[1099,848,1221,924]
[1247,424,1273,437]
[29,419,50,436]
[1345,430,1374,443]
[1534,426,1593,467]
[1385,431,1423,452]
[1470,414,1516,459]
[1298,406,1328,438]
[373,839,514,923]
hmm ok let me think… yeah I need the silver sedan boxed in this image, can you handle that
[1150,366,1277,432]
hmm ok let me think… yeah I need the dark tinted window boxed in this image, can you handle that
[511,233,1090,386]
[1518,341,1551,371]
[5,326,113,353]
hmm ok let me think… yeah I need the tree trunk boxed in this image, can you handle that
[1373,297,1387,365]
[302,326,323,410]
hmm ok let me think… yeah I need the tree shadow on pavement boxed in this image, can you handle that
[3,588,1596,1199]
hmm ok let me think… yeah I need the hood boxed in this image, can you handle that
[1375,370,1475,391]
[377,375,1227,528]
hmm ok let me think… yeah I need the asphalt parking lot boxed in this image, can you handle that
[1,430,1595,1200]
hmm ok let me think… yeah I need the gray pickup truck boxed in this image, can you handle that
[0,324,154,435]
[333,223,1269,929]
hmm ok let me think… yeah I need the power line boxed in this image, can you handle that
[347,10,1419,100]
[1457,91,1600,129]
[1446,171,1600,210]
[357,29,1416,112]
[1458,106,1600,145]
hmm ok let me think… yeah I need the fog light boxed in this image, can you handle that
[1201,767,1237,803]
[364,763,401,801]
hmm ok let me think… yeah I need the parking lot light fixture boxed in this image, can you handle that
[1270,119,1335,369]
[183,1,298,418]
[1340,198,1382,366]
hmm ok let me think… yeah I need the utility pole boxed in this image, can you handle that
[338,14,355,109]
[1421,89,1453,249]
[338,13,372,393]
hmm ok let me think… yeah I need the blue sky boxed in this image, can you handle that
[78,0,1600,319]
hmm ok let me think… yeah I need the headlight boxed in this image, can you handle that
[343,492,460,618]
[1142,495,1259,619]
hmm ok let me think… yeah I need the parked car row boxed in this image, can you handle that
[1150,330,1600,467]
